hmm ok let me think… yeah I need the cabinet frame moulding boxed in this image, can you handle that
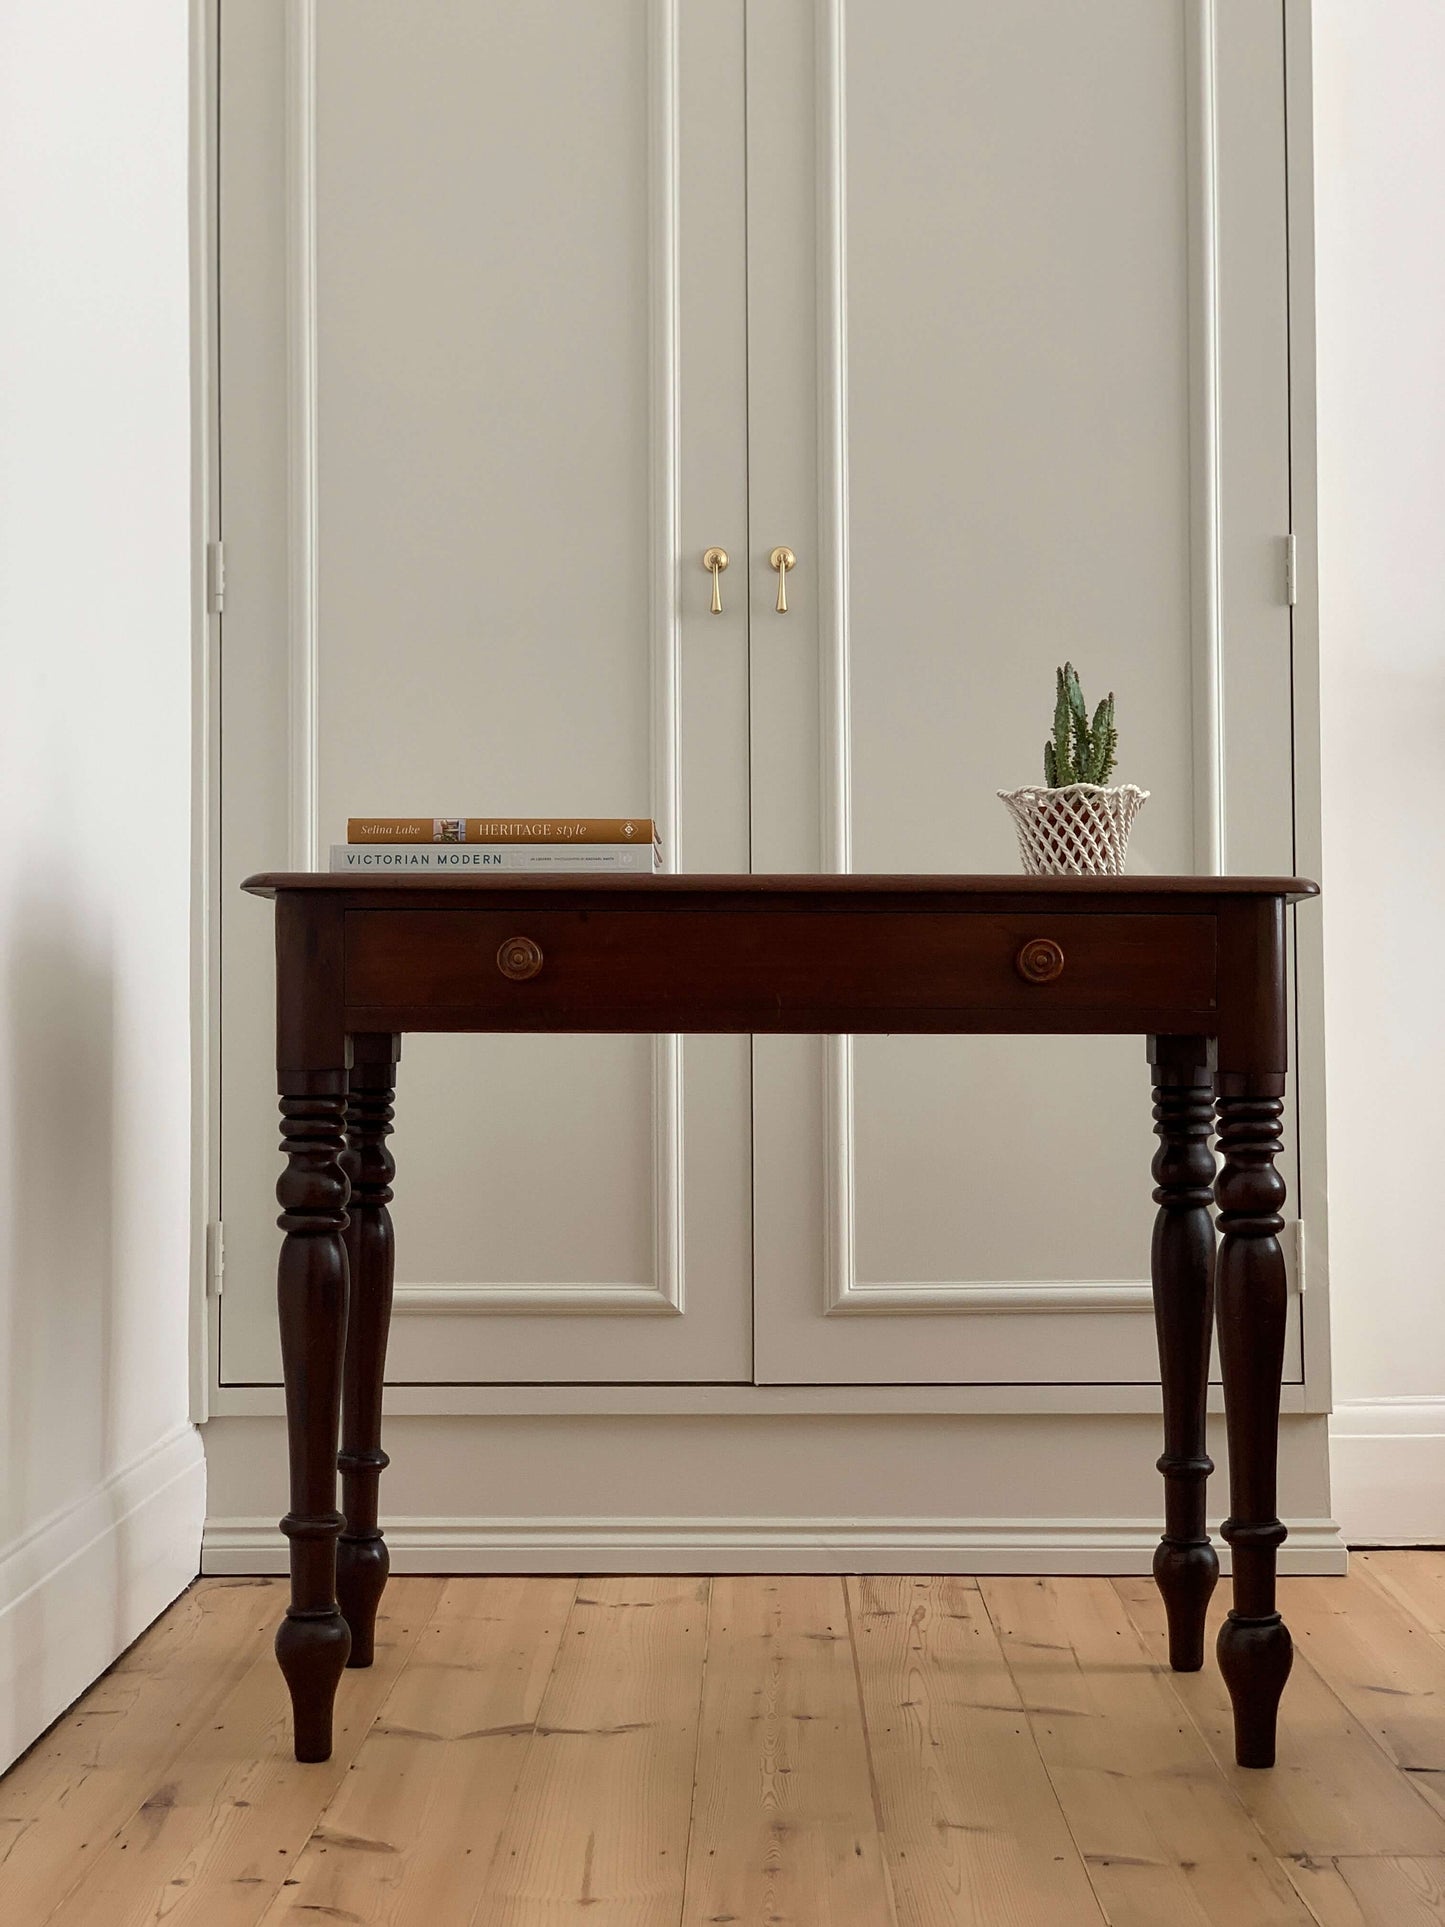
[191,0,222,1424]
[822,1033,1158,1316]
[283,0,688,1324]
[198,0,1331,1406]
[1187,0,1226,875]
[201,1508,1346,1577]
[813,0,1285,1325]
[285,0,319,873]
[392,1040,684,1319]
[206,1379,1321,1420]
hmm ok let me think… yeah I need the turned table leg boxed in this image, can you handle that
[337,1034,399,1668]
[1148,1035,1219,1671]
[1214,1076,1293,1767]
[275,1071,352,1762]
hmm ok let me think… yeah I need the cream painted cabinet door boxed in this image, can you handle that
[747,0,1304,1382]
[218,1,754,1382]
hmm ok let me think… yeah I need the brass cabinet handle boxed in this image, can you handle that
[1016,937,1065,984]
[701,547,729,614]
[497,936,544,981]
[769,546,796,613]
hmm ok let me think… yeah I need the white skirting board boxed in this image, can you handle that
[203,1515,1347,1576]
[0,1425,206,1774]
[1331,1399,1445,1545]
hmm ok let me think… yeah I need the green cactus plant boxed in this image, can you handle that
[1042,662,1118,788]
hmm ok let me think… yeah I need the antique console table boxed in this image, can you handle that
[244,871,1317,1768]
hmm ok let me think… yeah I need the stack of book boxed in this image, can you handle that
[331,818,663,874]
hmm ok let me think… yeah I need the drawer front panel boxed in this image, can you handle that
[344,908,1217,1031]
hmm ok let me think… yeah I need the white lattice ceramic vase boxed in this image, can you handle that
[997,782,1149,877]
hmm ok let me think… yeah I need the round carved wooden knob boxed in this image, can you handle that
[497,936,544,981]
[1016,936,1065,984]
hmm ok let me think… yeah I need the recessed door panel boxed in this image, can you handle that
[218,0,752,1382]
[748,0,1302,1382]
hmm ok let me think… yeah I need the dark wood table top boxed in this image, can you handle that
[244,872,1319,904]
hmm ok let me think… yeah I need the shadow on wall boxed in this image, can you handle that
[0,867,128,1739]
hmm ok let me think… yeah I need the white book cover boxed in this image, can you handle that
[330,843,661,874]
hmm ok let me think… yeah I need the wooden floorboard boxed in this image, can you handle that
[471,1575,710,1926]
[1115,1574,1445,1860]
[1279,1570,1445,1822]
[1356,1552,1445,1645]
[683,1575,893,1926]
[848,1574,1106,1926]
[0,1578,278,1921]
[983,1574,1311,1925]
[259,1576,577,1925]
[7,1561,1445,1926]
[1281,1853,1445,1926]
[44,1576,446,1927]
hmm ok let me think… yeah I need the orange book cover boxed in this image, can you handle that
[348,817,660,846]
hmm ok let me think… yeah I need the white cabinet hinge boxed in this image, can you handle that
[1293,1218,1306,1294]
[206,1220,225,1297]
[206,539,226,615]
[1284,531,1298,607]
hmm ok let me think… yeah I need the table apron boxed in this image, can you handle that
[341,1002,1221,1036]
[339,907,1218,1035]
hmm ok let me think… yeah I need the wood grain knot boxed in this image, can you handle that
[1015,936,1065,984]
[497,936,544,981]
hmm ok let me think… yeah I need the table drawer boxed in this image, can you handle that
[343,907,1217,1032]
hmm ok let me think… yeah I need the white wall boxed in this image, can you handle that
[1314,0,1445,1541]
[0,1,203,1769]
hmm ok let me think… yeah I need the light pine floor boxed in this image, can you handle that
[4,1560,1445,1924]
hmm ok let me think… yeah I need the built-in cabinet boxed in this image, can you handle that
[215,1,1314,1408]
